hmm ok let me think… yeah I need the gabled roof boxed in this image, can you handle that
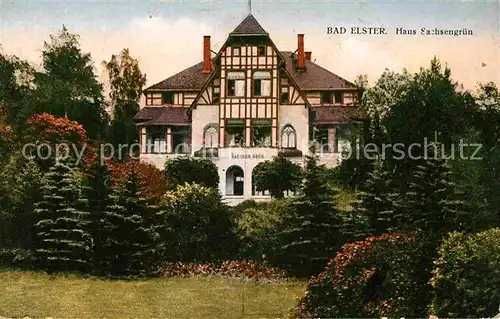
[145,52,357,93]
[229,14,268,36]
[312,106,365,124]
[145,60,213,91]
[281,52,357,90]
[135,107,190,126]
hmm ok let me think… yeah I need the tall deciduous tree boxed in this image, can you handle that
[474,82,500,227]
[33,26,108,140]
[252,155,302,198]
[0,52,34,127]
[103,49,147,150]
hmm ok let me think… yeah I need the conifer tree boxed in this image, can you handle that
[404,144,465,236]
[301,155,329,203]
[354,156,401,235]
[102,173,162,276]
[82,161,112,271]
[279,155,342,276]
[33,158,92,272]
[11,158,44,249]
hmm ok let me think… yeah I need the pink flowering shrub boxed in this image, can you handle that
[292,233,428,318]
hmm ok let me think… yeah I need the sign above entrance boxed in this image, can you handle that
[231,152,265,159]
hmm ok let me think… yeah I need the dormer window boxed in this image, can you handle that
[162,92,174,105]
[334,91,343,104]
[321,91,332,104]
[232,47,240,56]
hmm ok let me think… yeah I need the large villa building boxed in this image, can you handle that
[135,14,364,205]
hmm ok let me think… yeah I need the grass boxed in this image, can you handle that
[0,269,306,318]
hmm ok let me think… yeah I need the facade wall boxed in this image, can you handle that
[191,104,219,150]
[278,104,309,152]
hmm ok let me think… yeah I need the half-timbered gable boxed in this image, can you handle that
[134,13,365,205]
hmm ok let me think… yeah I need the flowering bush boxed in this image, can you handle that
[158,260,288,282]
[26,113,87,144]
[292,233,428,318]
[108,159,168,202]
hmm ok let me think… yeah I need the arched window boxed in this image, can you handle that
[226,165,244,196]
[281,125,297,148]
[204,124,218,148]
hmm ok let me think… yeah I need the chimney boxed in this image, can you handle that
[203,35,211,74]
[305,51,312,61]
[297,34,305,70]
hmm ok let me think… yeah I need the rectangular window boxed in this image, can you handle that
[253,71,271,97]
[232,47,240,56]
[334,91,343,104]
[171,126,191,154]
[257,46,266,56]
[147,126,166,154]
[253,79,262,96]
[314,125,334,153]
[335,124,356,153]
[162,92,174,105]
[280,87,289,104]
[227,72,245,97]
[251,119,272,147]
[226,119,245,147]
[321,91,332,104]
[213,86,220,104]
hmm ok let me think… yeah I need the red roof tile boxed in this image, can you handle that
[312,106,365,124]
[135,107,190,126]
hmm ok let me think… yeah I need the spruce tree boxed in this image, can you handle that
[279,155,342,276]
[404,144,465,236]
[33,158,92,272]
[82,161,112,272]
[102,173,162,276]
[10,158,44,249]
[354,156,401,235]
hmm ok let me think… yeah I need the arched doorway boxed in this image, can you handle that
[226,165,244,196]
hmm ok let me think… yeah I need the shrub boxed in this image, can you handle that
[293,233,429,318]
[233,199,292,263]
[161,183,235,262]
[164,157,219,189]
[0,248,35,268]
[252,156,302,198]
[429,228,500,318]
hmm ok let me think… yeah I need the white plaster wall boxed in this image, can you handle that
[278,104,309,153]
[191,104,219,151]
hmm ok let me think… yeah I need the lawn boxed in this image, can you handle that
[0,270,306,318]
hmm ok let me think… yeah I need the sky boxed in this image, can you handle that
[1,0,499,91]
